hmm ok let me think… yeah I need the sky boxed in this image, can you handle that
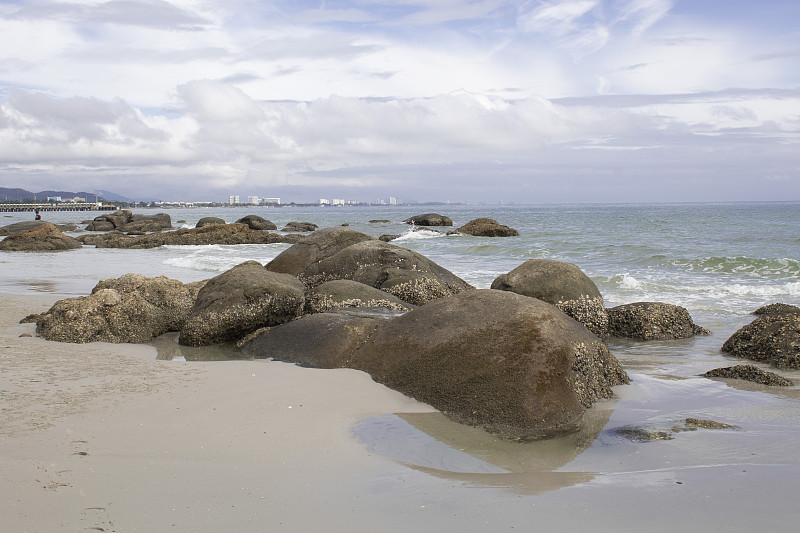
[0,0,799,204]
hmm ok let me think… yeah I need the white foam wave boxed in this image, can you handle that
[393,228,447,242]
[618,273,644,289]
[719,281,800,297]
[162,244,289,273]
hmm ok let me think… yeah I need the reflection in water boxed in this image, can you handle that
[149,332,250,361]
[352,408,612,495]
[17,279,59,293]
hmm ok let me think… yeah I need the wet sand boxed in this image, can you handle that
[3,293,800,532]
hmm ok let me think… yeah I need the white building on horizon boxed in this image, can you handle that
[247,195,260,205]
[228,195,240,205]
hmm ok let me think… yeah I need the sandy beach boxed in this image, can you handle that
[4,291,800,532]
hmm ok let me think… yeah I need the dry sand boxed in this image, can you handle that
[3,293,800,532]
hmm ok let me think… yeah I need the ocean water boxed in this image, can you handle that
[3,201,800,505]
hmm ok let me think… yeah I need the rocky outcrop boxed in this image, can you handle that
[606,302,709,340]
[196,217,226,228]
[267,229,473,305]
[282,221,319,232]
[305,279,414,314]
[86,210,172,233]
[753,303,800,317]
[702,365,794,386]
[491,259,607,337]
[0,222,82,251]
[179,261,306,346]
[35,274,198,343]
[450,218,519,237]
[86,223,303,249]
[404,213,453,226]
[0,220,47,236]
[266,227,375,276]
[242,289,629,440]
[236,215,277,230]
[721,306,800,369]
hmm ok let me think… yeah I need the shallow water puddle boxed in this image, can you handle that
[148,332,249,361]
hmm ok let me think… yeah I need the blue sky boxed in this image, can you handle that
[0,0,798,203]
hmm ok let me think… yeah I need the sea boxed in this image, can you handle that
[3,201,800,513]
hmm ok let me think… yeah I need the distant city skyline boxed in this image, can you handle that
[1,1,799,204]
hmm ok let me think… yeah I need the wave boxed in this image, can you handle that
[162,244,289,273]
[668,256,800,278]
[393,228,447,242]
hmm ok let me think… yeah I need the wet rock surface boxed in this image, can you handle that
[606,302,710,340]
[702,364,794,386]
[35,274,198,343]
[0,222,82,251]
[243,289,629,440]
[180,261,306,346]
[305,279,414,314]
[403,213,453,226]
[450,217,519,237]
[236,214,277,230]
[722,306,800,369]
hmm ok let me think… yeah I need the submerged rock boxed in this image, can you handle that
[403,213,453,226]
[0,222,82,251]
[451,218,519,237]
[35,274,197,343]
[243,289,629,440]
[606,302,709,340]
[179,261,306,346]
[491,259,607,337]
[722,308,800,369]
[702,364,794,386]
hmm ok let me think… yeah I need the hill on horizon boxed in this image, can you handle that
[0,187,132,203]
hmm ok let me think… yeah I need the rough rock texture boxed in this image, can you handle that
[753,303,800,317]
[294,238,473,305]
[236,215,277,231]
[451,218,519,237]
[35,274,197,343]
[305,279,414,314]
[282,221,318,232]
[403,213,453,226]
[0,220,48,236]
[243,289,629,440]
[491,259,607,337]
[196,217,226,228]
[606,302,710,340]
[379,234,400,242]
[721,309,800,369]
[266,227,375,277]
[0,222,82,251]
[85,210,171,233]
[87,223,303,249]
[179,261,306,346]
[702,365,794,386]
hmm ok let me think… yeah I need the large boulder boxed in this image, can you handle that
[297,238,473,305]
[179,261,306,346]
[404,213,453,226]
[491,259,607,337]
[243,289,629,440]
[305,279,414,314]
[266,226,376,276]
[0,222,81,251]
[35,274,197,343]
[451,218,519,237]
[721,306,800,369]
[236,214,277,230]
[607,302,709,340]
[86,210,133,231]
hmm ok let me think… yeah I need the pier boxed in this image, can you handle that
[0,203,118,213]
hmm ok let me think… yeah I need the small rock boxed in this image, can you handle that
[701,365,794,386]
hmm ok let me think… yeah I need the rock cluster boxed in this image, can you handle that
[0,222,81,251]
[86,210,172,233]
[79,223,304,249]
